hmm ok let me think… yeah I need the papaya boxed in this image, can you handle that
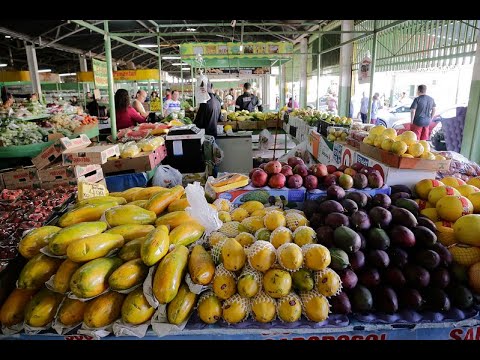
[18,226,61,259]
[108,259,149,291]
[52,259,82,293]
[105,205,157,227]
[57,298,88,326]
[188,245,215,285]
[212,264,237,300]
[18,253,62,290]
[169,222,205,247]
[145,185,185,215]
[221,238,247,271]
[141,226,170,266]
[118,237,144,261]
[127,200,148,208]
[167,283,197,325]
[49,221,108,256]
[58,202,118,227]
[24,288,64,327]
[155,211,194,230]
[0,288,37,326]
[83,291,125,328]
[153,245,189,304]
[70,257,123,298]
[197,292,222,324]
[66,233,125,262]
[105,224,154,242]
[130,187,168,201]
[121,288,155,325]
[167,198,190,213]
[110,187,144,202]
[75,196,127,207]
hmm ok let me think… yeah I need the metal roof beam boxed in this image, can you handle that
[109,30,368,37]
[248,24,293,42]
[146,22,321,28]
[40,21,103,48]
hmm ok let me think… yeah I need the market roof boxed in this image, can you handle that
[0,20,332,76]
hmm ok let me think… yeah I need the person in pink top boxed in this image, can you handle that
[115,89,147,130]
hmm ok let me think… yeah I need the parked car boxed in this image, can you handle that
[376,103,413,128]
[307,95,329,111]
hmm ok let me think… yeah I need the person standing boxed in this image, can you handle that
[132,90,148,117]
[150,91,161,112]
[194,82,221,137]
[359,92,369,123]
[410,84,436,141]
[327,93,338,114]
[163,89,171,102]
[235,82,258,112]
[371,93,382,124]
[163,90,181,117]
[224,88,235,112]
[287,97,299,111]
[114,89,147,130]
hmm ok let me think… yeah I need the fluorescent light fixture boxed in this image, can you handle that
[239,45,244,52]
[181,67,191,71]
[38,69,51,73]
[209,78,239,82]
[5,35,11,39]
[59,73,76,77]
[162,56,181,60]
[172,63,189,66]
[186,28,196,32]
[0,64,7,68]
[139,44,157,48]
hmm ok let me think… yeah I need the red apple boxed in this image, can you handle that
[251,169,268,187]
[333,171,344,178]
[327,165,337,174]
[288,157,304,168]
[259,163,267,170]
[287,174,303,189]
[338,174,354,190]
[324,174,337,187]
[249,167,261,178]
[312,164,328,178]
[304,175,319,191]
[344,168,357,177]
[281,165,294,177]
[264,160,282,175]
[338,165,348,172]
[294,164,309,177]
[351,162,364,172]
[269,173,286,189]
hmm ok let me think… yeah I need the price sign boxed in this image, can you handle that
[78,181,108,201]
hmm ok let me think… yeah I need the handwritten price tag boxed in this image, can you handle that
[78,181,108,201]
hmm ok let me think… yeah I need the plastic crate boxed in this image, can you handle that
[318,120,350,137]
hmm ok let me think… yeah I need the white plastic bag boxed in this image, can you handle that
[195,73,211,105]
[185,182,222,236]
[152,165,182,188]
[258,128,273,151]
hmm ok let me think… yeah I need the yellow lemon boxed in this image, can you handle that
[420,151,436,160]
[400,131,418,146]
[370,125,387,137]
[382,128,397,139]
[374,135,387,148]
[391,141,408,155]
[402,154,414,158]
[407,142,425,157]
[224,125,233,132]
[419,140,430,152]
[435,155,447,161]
[381,138,395,151]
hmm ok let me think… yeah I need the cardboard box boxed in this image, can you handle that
[307,129,321,160]
[40,167,104,189]
[31,134,92,170]
[331,143,357,167]
[102,145,167,175]
[355,152,437,188]
[306,185,391,201]
[318,135,334,164]
[359,143,451,171]
[237,121,258,130]
[217,184,306,206]
[1,166,39,186]
[38,163,102,182]
[62,145,120,166]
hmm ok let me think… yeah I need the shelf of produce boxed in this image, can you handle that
[11,114,52,122]
[3,316,479,340]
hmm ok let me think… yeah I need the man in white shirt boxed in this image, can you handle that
[132,90,148,117]
[163,90,181,117]
[359,92,369,123]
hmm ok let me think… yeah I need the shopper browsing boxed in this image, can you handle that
[410,85,436,141]
[194,82,221,137]
[132,90,148,117]
[163,88,171,102]
[371,93,382,124]
[327,93,338,113]
[235,82,259,112]
[287,97,299,111]
[359,92,369,123]
[163,90,181,117]
[115,88,147,130]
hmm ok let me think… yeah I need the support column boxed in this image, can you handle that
[367,20,378,123]
[157,34,163,110]
[104,21,117,141]
[191,67,195,108]
[317,33,322,110]
[279,63,284,108]
[300,38,308,108]
[264,74,270,110]
[79,55,90,94]
[25,44,43,103]
[461,33,480,163]
[180,59,184,100]
[339,20,354,117]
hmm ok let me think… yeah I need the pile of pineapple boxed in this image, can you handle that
[197,199,343,324]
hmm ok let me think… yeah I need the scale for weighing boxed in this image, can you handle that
[163,125,206,173]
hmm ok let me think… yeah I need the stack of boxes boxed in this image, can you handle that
[0,134,120,190]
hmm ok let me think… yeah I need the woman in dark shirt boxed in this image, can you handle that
[115,89,147,130]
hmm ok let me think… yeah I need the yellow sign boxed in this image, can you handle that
[92,59,108,88]
[114,70,136,81]
[77,181,109,201]
[136,69,159,81]
[77,69,160,83]
[77,71,94,82]
[180,42,294,59]
[0,71,31,82]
